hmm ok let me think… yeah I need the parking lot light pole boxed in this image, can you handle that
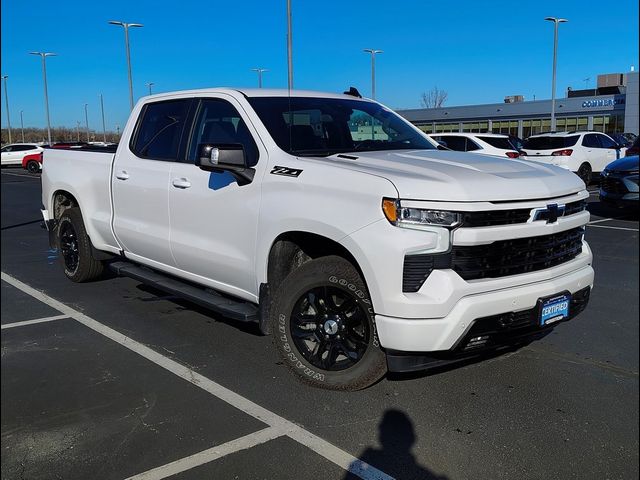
[145,82,154,95]
[29,52,56,145]
[20,110,25,142]
[76,121,80,142]
[84,103,90,142]
[99,94,106,142]
[251,68,268,88]
[286,0,293,90]
[545,17,567,132]
[363,49,383,100]
[109,21,143,111]
[2,75,12,143]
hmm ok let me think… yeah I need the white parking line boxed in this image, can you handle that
[1,314,69,330]
[0,272,393,480]
[588,217,614,224]
[587,224,639,232]
[127,426,288,480]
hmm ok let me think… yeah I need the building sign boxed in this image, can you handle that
[581,97,625,108]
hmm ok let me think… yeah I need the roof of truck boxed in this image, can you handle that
[140,87,374,101]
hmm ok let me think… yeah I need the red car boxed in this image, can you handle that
[22,152,43,173]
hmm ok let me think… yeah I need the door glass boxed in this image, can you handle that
[132,99,190,160]
[187,99,259,166]
[582,134,600,148]
[597,134,616,148]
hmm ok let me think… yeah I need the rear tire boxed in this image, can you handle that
[57,207,104,282]
[270,255,387,390]
[26,160,40,174]
[577,163,592,186]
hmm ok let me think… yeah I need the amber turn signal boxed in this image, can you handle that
[382,198,398,223]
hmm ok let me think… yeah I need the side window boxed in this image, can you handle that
[1,146,12,152]
[465,138,481,151]
[582,134,600,148]
[187,99,259,167]
[131,99,190,161]
[440,136,466,151]
[597,134,616,148]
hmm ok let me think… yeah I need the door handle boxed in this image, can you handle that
[115,170,129,180]
[172,178,191,189]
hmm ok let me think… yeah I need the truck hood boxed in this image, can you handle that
[325,149,585,201]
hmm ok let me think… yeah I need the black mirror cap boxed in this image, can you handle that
[197,143,255,185]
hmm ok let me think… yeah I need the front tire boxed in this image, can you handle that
[270,256,387,390]
[57,207,104,282]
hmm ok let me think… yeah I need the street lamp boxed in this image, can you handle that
[544,17,568,132]
[20,110,25,142]
[84,103,90,142]
[145,82,154,95]
[286,0,293,90]
[251,68,268,88]
[29,52,56,145]
[363,49,383,100]
[99,94,106,142]
[109,21,143,111]
[1,75,11,143]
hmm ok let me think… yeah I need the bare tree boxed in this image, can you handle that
[420,86,448,108]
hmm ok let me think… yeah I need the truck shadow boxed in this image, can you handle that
[342,409,449,480]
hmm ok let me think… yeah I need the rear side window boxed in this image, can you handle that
[523,135,579,150]
[131,100,190,160]
[582,134,600,148]
[477,136,514,150]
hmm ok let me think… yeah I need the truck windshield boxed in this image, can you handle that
[247,96,436,156]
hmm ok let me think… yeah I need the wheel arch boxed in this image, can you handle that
[264,231,368,298]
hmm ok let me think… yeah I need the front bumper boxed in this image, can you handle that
[374,262,594,353]
[386,287,590,372]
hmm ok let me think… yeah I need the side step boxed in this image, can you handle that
[109,261,259,322]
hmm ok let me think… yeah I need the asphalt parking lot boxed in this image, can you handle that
[1,168,638,480]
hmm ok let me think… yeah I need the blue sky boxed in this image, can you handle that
[1,0,638,131]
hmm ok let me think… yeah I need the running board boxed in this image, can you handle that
[109,261,259,322]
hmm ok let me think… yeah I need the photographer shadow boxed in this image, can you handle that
[342,409,448,480]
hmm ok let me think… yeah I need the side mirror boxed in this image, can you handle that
[197,143,255,185]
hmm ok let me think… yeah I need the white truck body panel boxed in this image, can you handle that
[41,87,594,354]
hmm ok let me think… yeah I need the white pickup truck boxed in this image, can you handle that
[41,88,594,390]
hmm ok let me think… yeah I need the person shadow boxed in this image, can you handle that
[342,409,449,480]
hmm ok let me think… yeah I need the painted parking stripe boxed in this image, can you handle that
[1,314,69,330]
[126,426,288,480]
[588,217,614,224]
[0,272,394,480]
[587,224,639,232]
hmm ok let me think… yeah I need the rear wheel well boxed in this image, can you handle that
[52,191,79,220]
[267,232,364,295]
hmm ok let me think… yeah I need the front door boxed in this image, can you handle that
[112,98,191,268]
[168,96,265,299]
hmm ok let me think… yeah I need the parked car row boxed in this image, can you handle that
[427,130,634,187]
[1,141,118,173]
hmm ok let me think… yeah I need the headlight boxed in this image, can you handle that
[382,198,462,228]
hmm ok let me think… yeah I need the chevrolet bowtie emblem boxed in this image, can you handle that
[533,203,565,223]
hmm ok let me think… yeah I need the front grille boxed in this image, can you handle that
[601,177,627,194]
[450,227,584,280]
[458,287,591,352]
[459,199,586,228]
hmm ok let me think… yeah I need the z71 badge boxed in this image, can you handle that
[270,166,303,177]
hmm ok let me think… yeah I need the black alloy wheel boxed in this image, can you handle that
[290,286,370,371]
[26,160,40,174]
[59,221,80,274]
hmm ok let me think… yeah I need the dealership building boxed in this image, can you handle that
[398,71,639,138]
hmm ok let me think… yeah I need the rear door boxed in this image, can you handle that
[112,98,192,267]
[168,96,264,298]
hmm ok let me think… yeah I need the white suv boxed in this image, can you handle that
[520,132,625,185]
[1,144,44,166]
[428,133,520,158]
